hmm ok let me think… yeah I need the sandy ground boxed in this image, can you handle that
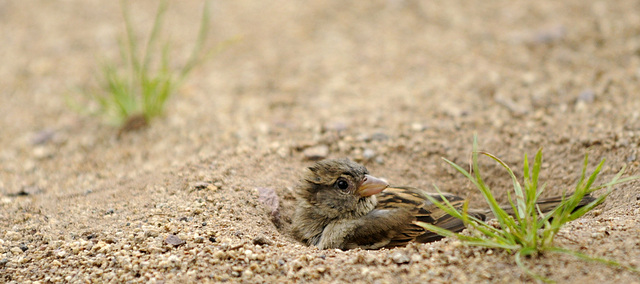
[2,0,640,283]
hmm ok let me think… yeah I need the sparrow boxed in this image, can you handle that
[291,158,594,250]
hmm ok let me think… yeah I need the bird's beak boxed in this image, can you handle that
[356,174,389,197]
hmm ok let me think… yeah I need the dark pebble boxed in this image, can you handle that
[19,244,28,252]
[8,186,43,197]
[192,181,210,190]
[252,236,273,246]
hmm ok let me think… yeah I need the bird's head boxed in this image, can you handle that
[296,158,389,219]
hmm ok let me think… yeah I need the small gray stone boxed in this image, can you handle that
[370,132,389,142]
[363,148,376,159]
[164,235,186,247]
[257,187,280,219]
[627,154,636,162]
[577,89,595,103]
[323,121,348,132]
[32,129,55,145]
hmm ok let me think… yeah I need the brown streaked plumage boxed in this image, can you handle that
[291,158,595,250]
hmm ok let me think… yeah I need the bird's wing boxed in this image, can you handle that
[376,187,484,246]
[339,187,424,249]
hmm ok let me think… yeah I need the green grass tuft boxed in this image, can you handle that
[415,135,640,282]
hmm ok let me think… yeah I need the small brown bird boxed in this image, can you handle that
[292,158,594,250]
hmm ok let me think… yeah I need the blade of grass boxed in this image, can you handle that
[121,0,141,78]
[480,150,526,218]
[179,0,212,82]
[515,250,553,283]
[141,0,169,77]
[545,247,639,273]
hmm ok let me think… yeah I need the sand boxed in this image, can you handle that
[1,0,640,283]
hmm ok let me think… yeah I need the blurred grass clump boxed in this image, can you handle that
[73,0,226,133]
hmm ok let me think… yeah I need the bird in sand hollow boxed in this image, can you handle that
[291,158,595,250]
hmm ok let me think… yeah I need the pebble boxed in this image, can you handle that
[243,269,254,277]
[213,250,227,260]
[627,154,636,162]
[276,146,289,158]
[577,89,596,103]
[191,181,211,190]
[6,231,20,241]
[31,129,56,145]
[164,235,186,247]
[411,123,426,132]
[370,132,389,142]
[533,25,566,44]
[391,251,410,264]
[363,148,376,159]
[32,146,53,159]
[361,267,370,275]
[257,187,280,217]
[11,185,43,196]
[323,121,348,132]
[303,145,329,160]
[252,236,273,246]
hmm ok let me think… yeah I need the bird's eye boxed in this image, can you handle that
[336,179,349,191]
